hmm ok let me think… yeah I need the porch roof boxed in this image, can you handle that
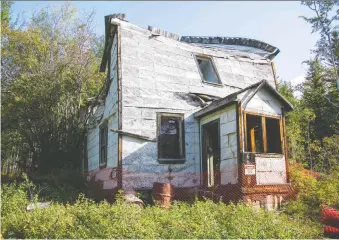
[194,80,293,119]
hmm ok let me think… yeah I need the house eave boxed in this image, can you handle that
[194,96,238,119]
[100,14,125,73]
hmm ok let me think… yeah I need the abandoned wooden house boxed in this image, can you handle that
[85,14,294,208]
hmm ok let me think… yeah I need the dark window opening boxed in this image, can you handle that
[195,56,221,84]
[157,113,185,161]
[246,115,264,153]
[202,120,220,187]
[245,114,282,154]
[266,118,282,153]
[99,120,108,167]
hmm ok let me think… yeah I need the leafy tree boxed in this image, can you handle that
[1,0,13,26]
[282,1,339,172]
[1,3,105,173]
[301,1,339,80]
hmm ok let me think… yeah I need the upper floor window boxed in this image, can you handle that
[245,113,282,154]
[195,55,221,85]
[157,113,185,163]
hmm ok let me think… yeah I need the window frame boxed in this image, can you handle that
[244,112,284,154]
[157,112,185,164]
[99,120,108,168]
[194,54,223,86]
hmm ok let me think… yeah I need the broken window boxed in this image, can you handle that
[99,120,108,167]
[157,113,185,162]
[245,114,282,154]
[246,115,264,153]
[266,118,282,153]
[195,55,221,84]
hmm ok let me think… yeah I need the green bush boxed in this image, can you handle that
[1,179,322,239]
[29,169,87,203]
[282,164,339,220]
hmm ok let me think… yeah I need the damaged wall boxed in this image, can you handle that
[86,33,119,189]
[117,19,278,189]
[238,87,287,185]
[200,104,238,185]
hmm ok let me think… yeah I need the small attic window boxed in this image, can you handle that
[195,55,221,85]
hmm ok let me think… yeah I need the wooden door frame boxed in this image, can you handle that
[201,119,220,188]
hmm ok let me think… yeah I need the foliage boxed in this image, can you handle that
[277,1,339,173]
[283,164,339,220]
[278,81,314,164]
[1,0,13,26]
[301,0,339,69]
[1,2,105,173]
[29,169,88,203]
[1,180,322,239]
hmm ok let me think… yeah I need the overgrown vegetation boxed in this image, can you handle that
[1,176,323,239]
[1,1,339,239]
[282,164,339,220]
[278,1,339,173]
[1,1,105,174]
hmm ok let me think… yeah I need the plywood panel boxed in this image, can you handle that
[256,156,287,184]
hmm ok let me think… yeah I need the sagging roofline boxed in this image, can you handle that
[180,36,280,60]
[99,14,280,73]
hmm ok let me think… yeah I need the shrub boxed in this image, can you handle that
[1,179,322,239]
[29,169,87,203]
[283,164,339,220]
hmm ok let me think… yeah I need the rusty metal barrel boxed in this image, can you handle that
[152,182,174,208]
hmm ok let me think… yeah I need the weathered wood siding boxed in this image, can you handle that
[200,105,238,185]
[118,20,277,189]
[86,33,119,189]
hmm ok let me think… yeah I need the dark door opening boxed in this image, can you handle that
[202,120,220,188]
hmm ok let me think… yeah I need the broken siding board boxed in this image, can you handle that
[110,129,156,142]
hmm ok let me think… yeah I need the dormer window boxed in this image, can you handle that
[195,55,221,85]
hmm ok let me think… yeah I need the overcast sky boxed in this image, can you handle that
[12,1,319,85]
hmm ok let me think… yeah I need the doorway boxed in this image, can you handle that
[202,119,220,188]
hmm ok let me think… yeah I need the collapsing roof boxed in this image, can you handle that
[100,14,281,72]
[180,36,280,60]
[194,80,293,119]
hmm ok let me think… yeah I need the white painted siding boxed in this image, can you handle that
[115,20,278,189]
[200,105,238,185]
[86,33,119,188]
[121,109,200,189]
[256,156,287,185]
